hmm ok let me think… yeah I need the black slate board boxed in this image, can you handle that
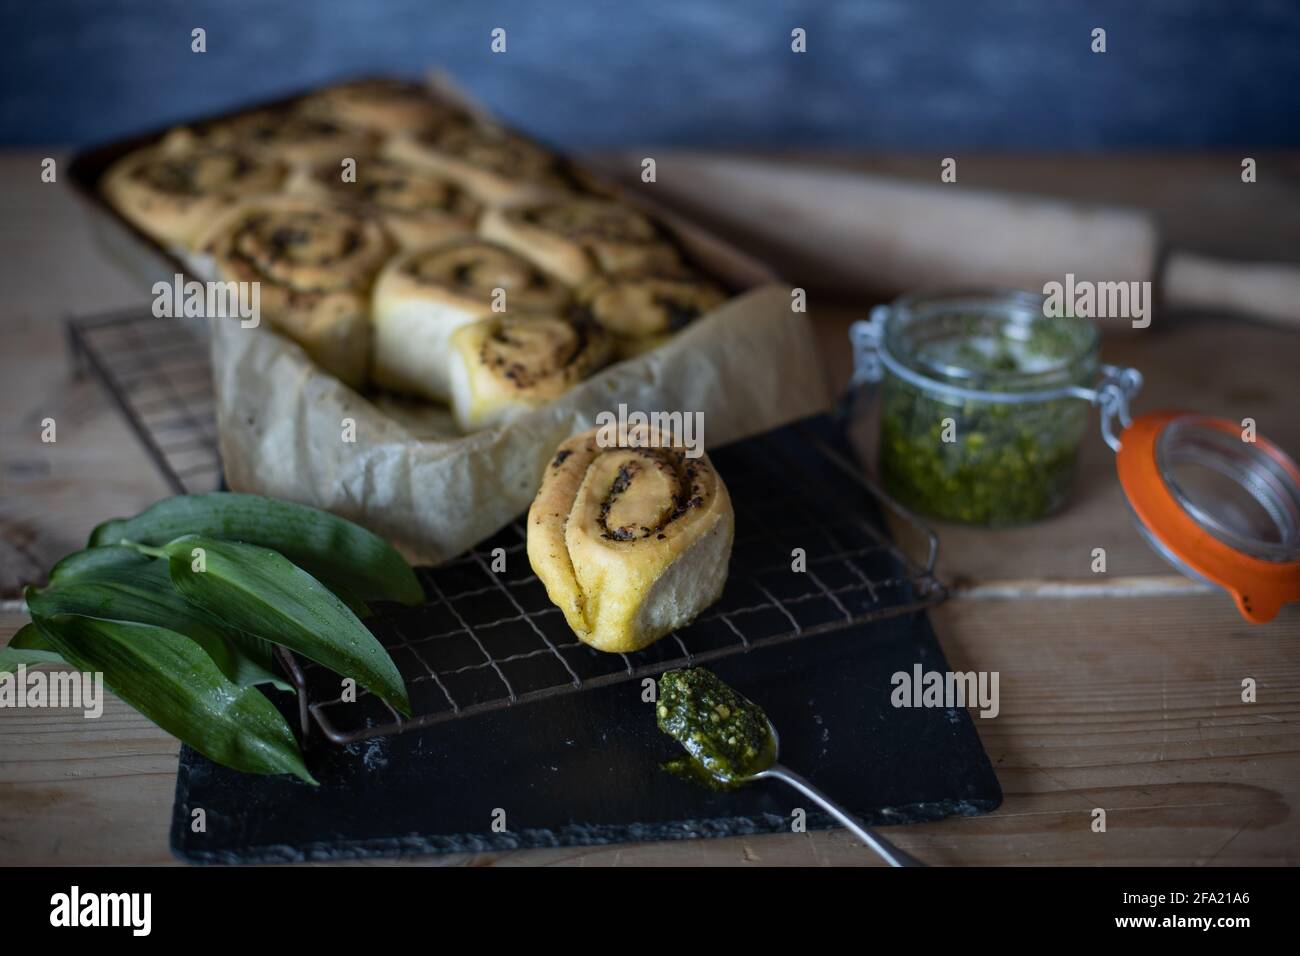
[170,418,1001,863]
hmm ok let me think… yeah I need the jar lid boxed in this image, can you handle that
[1116,411,1300,622]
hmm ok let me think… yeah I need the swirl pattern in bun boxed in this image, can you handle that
[286,155,480,250]
[371,240,571,401]
[385,119,573,205]
[447,315,611,431]
[575,269,728,358]
[528,425,734,653]
[479,198,681,285]
[101,145,287,249]
[163,108,376,165]
[200,196,393,387]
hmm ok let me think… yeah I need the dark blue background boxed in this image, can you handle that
[3,0,1297,149]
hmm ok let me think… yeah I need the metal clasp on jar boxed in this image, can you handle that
[851,308,1144,455]
[848,307,889,388]
[1077,364,1144,453]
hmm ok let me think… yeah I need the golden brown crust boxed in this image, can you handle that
[377,240,571,316]
[101,145,286,249]
[285,155,480,249]
[383,119,574,205]
[371,240,572,400]
[200,196,393,387]
[162,107,377,165]
[447,315,611,431]
[101,79,740,410]
[574,269,728,357]
[479,198,681,285]
[295,79,464,134]
[527,425,734,652]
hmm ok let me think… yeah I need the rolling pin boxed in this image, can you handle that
[595,154,1300,329]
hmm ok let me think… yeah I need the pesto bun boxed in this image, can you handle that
[527,425,733,653]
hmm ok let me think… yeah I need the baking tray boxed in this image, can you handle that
[64,75,774,293]
[65,84,323,286]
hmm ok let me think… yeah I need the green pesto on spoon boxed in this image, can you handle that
[656,667,926,867]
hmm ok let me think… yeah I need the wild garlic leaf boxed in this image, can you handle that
[34,614,315,784]
[28,548,288,691]
[90,493,422,606]
[158,535,411,716]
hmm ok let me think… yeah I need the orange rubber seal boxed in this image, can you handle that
[1115,411,1300,623]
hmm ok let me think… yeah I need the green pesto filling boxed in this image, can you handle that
[879,314,1093,526]
[655,667,776,789]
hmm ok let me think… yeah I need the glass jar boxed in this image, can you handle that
[858,288,1105,526]
[851,288,1300,622]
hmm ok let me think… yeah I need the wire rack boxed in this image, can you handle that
[68,309,946,745]
[67,309,223,494]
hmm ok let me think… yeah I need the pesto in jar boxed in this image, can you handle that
[877,301,1098,526]
[655,668,776,790]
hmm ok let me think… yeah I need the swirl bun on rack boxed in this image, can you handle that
[384,119,573,205]
[575,269,729,358]
[200,196,393,387]
[295,78,462,134]
[163,108,376,165]
[447,315,611,431]
[528,426,734,653]
[479,198,681,286]
[371,240,571,401]
[101,145,287,249]
[286,155,480,250]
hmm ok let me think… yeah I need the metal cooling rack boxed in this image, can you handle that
[68,309,222,494]
[67,308,946,745]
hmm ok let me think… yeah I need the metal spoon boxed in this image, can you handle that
[737,719,928,867]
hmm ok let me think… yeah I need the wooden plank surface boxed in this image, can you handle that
[4,591,1295,866]
[1,150,1298,866]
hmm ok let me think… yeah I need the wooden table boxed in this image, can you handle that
[1,152,1297,866]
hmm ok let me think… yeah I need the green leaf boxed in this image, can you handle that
[1,625,65,673]
[317,576,374,621]
[49,545,153,585]
[90,493,423,606]
[159,535,411,717]
[33,615,314,784]
[10,622,59,652]
[28,547,290,691]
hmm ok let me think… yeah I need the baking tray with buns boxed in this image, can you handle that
[67,75,829,564]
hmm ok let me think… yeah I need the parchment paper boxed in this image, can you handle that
[211,284,828,564]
